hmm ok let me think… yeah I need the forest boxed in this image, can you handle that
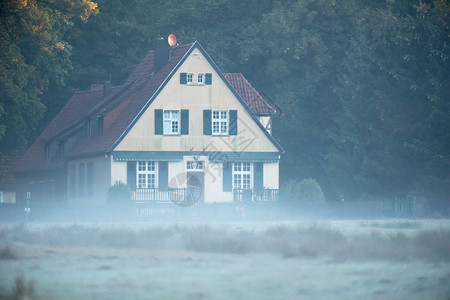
[0,0,449,208]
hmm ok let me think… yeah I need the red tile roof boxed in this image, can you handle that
[224,73,275,115]
[15,42,279,173]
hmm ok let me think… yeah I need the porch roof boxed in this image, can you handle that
[113,151,280,163]
[113,151,184,161]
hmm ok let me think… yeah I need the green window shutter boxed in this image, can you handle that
[223,162,232,192]
[254,162,263,191]
[155,109,163,135]
[159,161,168,190]
[180,73,187,84]
[229,110,238,135]
[203,110,211,135]
[205,73,212,85]
[181,109,189,135]
[127,162,136,189]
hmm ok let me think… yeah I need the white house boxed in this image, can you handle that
[15,38,284,207]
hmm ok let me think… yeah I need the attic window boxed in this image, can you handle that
[180,73,212,85]
[187,73,194,84]
[197,73,205,85]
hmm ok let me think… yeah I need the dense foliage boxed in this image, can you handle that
[1,0,448,206]
[0,0,98,148]
[106,180,131,204]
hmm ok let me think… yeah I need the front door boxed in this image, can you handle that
[186,171,204,205]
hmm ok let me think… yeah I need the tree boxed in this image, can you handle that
[0,0,98,149]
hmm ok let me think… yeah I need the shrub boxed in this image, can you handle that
[0,245,17,260]
[107,181,132,204]
[297,178,325,202]
[282,178,325,202]
[0,276,36,300]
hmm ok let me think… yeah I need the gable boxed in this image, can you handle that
[114,46,281,154]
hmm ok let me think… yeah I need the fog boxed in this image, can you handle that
[1,1,449,299]
[1,211,449,299]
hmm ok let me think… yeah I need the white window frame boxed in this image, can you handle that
[187,160,204,172]
[136,161,158,188]
[212,110,228,135]
[233,162,252,189]
[187,73,194,85]
[163,110,180,135]
[197,73,205,85]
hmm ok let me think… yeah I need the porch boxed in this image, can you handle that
[132,188,186,203]
[131,188,279,203]
[232,188,279,203]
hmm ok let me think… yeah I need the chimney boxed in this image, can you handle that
[154,37,169,73]
[103,80,112,97]
[90,84,103,91]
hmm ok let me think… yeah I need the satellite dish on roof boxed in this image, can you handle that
[168,34,177,47]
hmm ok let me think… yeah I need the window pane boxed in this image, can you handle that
[213,111,219,119]
[243,174,251,189]
[148,174,155,188]
[69,164,77,198]
[213,121,219,133]
[78,163,85,197]
[87,162,94,196]
[164,120,172,133]
[220,121,227,133]
[234,174,241,189]
[138,174,146,188]
[172,120,179,133]
[148,162,155,171]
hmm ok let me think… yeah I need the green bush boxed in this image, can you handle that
[106,181,132,204]
[282,178,325,202]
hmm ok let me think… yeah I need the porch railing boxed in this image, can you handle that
[132,188,278,203]
[132,188,186,203]
[233,188,279,203]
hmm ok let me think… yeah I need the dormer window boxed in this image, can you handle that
[197,73,205,85]
[187,73,194,84]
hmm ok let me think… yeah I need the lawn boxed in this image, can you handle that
[0,220,449,299]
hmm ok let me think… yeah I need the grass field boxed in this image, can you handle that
[0,219,449,299]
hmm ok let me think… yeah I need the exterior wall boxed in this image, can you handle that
[118,157,276,203]
[174,156,232,203]
[165,156,231,203]
[204,160,233,203]
[168,160,186,189]
[263,162,279,189]
[67,156,111,207]
[0,190,15,203]
[115,47,278,153]
[15,170,66,205]
[111,158,127,186]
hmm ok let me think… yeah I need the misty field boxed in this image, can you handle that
[0,220,449,300]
